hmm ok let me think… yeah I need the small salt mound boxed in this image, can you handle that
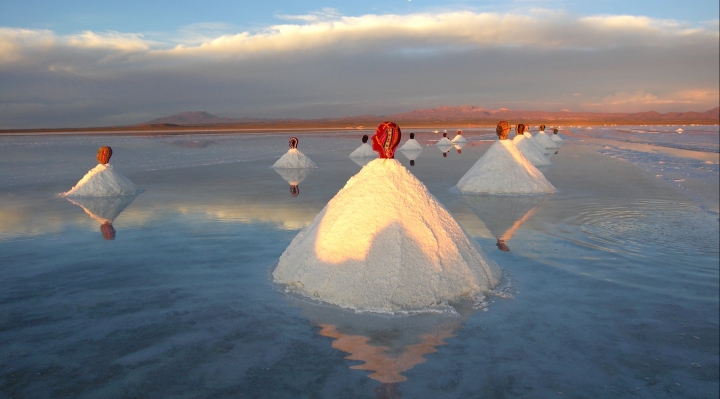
[63,164,140,197]
[436,137,452,146]
[349,143,376,158]
[273,158,502,313]
[67,194,138,224]
[456,140,555,194]
[535,132,559,149]
[512,135,552,166]
[525,133,551,154]
[676,128,683,133]
[551,134,563,143]
[451,135,467,144]
[273,149,317,168]
[400,139,423,151]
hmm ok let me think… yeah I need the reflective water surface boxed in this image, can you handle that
[0,128,718,398]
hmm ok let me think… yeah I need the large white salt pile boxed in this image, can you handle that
[551,132,563,143]
[456,140,555,194]
[67,194,138,224]
[451,133,467,144]
[273,148,317,168]
[512,135,552,166]
[63,164,140,197]
[273,158,502,313]
[349,143,376,158]
[399,138,423,151]
[535,131,560,149]
[436,137,452,146]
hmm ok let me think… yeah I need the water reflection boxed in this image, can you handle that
[460,194,552,251]
[454,142,466,154]
[437,145,453,157]
[351,156,374,167]
[298,302,470,397]
[66,194,139,240]
[274,167,314,197]
[399,149,422,167]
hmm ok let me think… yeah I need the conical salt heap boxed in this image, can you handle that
[274,122,501,313]
[551,128,564,143]
[273,137,317,168]
[436,132,452,147]
[534,125,559,149]
[451,130,467,144]
[457,121,555,194]
[512,124,552,166]
[63,146,140,197]
[399,132,423,151]
[349,135,376,158]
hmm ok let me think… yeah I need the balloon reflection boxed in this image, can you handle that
[66,194,138,240]
[274,168,314,197]
[460,194,552,251]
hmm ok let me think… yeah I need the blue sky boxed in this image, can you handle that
[1,0,718,128]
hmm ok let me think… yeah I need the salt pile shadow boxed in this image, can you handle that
[460,193,552,251]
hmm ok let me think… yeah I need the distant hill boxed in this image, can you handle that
[145,107,719,126]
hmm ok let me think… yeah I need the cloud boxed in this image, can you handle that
[0,10,717,128]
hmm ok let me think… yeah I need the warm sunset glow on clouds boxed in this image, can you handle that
[0,8,717,128]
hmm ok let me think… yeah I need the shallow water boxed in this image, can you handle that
[0,129,718,398]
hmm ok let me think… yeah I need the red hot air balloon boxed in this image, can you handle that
[371,122,401,159]
[97,146,113,164]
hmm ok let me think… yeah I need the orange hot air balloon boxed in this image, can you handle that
[371,122,401,159]
[97,146,113,164]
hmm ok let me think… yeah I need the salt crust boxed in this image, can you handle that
[272,149,317,168]
[349,143,377,158]
[456,140,556,194]
[399,139,423,151]
[535,132,560,149]
[273,158,502,313]
[551,134,563,143]
[512,135,552,166]
[63,164,140,197]
[436,137,452,146]
[451,135,467,144]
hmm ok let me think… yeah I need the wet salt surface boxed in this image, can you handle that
[0,129,718,398]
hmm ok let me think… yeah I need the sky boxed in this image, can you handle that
[1,0,718,128]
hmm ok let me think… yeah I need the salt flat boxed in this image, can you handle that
[0,127,717,398]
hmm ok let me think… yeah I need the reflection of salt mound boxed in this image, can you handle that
[454,142,466,150]
[399,139,423,151]
[274,167,313,185]
[451,135,467,144]
[273,158,502,313]
[400,148,422,163]
[535,132,559,149]
[456,140,555,194]
[67,194,138,224]
[273,149,317,168]
[460,194,551,240]
[512,135,552,166]
[436,137,452,146]
[349,143,376,158]
[551,133,563,143]
[63,164,140,197]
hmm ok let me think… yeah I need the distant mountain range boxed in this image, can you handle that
[146,107,720,126]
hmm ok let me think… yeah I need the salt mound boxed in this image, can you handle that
[349,143,376,158]
[456,140,556,194]
[273,158,502,313]
[676,128,683,133]
[436,137,452,146]
[400,139,423,151]
[525,133,551,154]
[273,149,317,168]
[451,135,467,144]
[535,132,559,149]
[551,133,563,143]
[63,164,140,197]
[512,135,552,166]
